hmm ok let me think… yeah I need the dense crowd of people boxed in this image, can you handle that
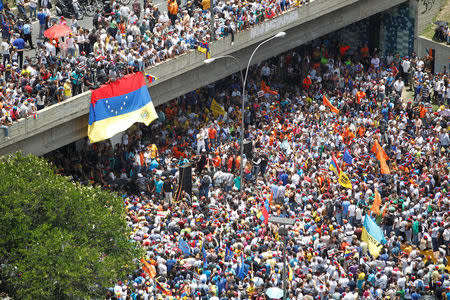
[0,0,312,129]
[432,21,450,45]
[45,39,450,299]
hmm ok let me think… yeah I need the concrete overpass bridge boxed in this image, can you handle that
[0,0,408,156]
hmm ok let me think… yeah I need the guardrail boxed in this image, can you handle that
[1,0,406,154]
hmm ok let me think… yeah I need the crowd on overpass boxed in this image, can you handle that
[0,0,311,132]
[46,38,450,299]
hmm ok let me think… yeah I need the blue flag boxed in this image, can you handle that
[225,246,232,261]
[202,246,208,268]
[178,239,190,256]
[217,277,227,294]
[343,149,353,165]
[237,253,249,280]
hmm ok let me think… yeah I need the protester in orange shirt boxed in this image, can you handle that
[213,152,221,168]
[167,0,178,25]
[356,90,366,104]
[208,125,217,148]
[235,155,241,171]
[357,125,366,137]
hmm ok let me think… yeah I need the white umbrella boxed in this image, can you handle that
[266,287,284,299]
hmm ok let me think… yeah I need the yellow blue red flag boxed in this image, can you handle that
[155,279,172,296]
[258,198,270,225]
[361,214,386,258]
[329,155,340,176]
[197,42,211,58]
[145,73,157,84]
[88,72,158,143]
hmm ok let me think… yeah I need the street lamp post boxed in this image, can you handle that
[269,216,295,300]
[204,31,286,190]
[279,226,288,300]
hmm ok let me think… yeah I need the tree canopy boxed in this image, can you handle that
[0,153,141,299]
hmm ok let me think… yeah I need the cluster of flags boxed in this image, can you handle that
[142,257,172,295]
[329,154,352,189]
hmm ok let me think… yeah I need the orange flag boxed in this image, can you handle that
[371,140,389,161]
[323,95,339,114]
[382,203,388,217]
[141,258,156,278]
[371,190,381,215]
[261,81,278,95]
[269,190,273,206]
[420,106,427,118]
[379,155,390,174]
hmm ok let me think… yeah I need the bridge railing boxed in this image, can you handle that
[0,0,358,148]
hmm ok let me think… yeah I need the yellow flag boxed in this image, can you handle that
[287,264,293,281]
[210,99,226,118]
[338,172,352,189]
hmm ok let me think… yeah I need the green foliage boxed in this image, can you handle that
[0,153,141,299]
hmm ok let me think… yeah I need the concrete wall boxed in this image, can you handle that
[417,36,450,73]
[0,0,408,157]
[415,0,446,35]
[0,93,90,156]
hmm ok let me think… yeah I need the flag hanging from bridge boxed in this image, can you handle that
[88,72,158,143]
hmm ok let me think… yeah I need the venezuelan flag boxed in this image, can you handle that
[145,73,157,84]
[155,279,172,296]
[197,42,211,58]
[259,198,270,225]
[88,72,158,143]
[329,155,341,176]
[361,214,386,258]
